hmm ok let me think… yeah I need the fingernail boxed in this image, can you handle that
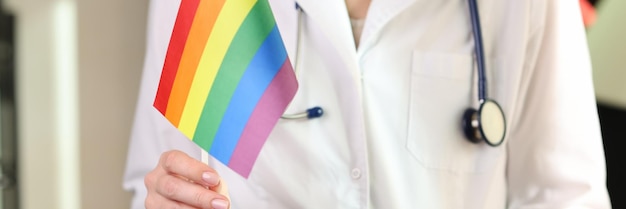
[211,199,229,209]
[202,172,220,186]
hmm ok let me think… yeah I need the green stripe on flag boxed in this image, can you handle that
[192,0,277,150]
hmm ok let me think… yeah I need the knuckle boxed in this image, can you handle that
[161,150,183,172]
[144,171,156,189]
[159,177,180,198]
[144,195,153,209]
[193,191,212,208]
[161,151,178,171]
[145,192,160,209]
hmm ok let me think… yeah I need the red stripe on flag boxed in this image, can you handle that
[154,0,201,114]
[228,59,298,178]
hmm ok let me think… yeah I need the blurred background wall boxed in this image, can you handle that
[590,0,626,107]
[2,0,147,208]
[0,4,16,209]
[76,0,147,208]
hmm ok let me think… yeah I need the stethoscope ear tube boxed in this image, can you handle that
[281,106,324,119]
[280,4,324,121]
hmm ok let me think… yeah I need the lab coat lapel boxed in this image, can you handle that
[296,0,359,72]
[359,0,417,52]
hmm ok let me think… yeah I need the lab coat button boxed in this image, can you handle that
[351,168,361,179]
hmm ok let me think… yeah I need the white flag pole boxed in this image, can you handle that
[201,149,210,165]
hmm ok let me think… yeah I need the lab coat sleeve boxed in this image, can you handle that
[122,0,201,208]
[505,0,611,208]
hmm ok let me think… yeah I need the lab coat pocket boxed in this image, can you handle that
[407,51,503,173]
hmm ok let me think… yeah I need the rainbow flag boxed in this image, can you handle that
[153,0,298,178]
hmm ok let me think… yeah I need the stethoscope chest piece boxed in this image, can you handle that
[462,99,506,146]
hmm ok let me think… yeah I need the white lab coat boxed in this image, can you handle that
[123,0,611,208]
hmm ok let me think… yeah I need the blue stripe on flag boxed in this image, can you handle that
[209,26,287,163]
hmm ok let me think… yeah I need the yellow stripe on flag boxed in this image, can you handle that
[165,0,225,128]
[178,0,258,138]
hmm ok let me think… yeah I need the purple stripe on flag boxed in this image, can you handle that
[228,59,298,177]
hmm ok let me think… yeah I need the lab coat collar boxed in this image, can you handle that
[295,0,417,58]
[294,0,417,88]
[359,0,417,53]
[295,0,359,71]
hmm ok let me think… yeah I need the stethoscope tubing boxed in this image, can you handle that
[282,0,493,123]
[468,0,488,101]
[290,0,488,102]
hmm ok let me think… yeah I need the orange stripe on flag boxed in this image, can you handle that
[153,0,200,114]
[165,0,227,126]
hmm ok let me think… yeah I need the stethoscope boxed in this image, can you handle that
[281,0,507,147]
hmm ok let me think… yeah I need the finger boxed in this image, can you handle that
[146,194,198,209]
[160,150,221,187]
[156,173,229,209]
[210,178,230,201]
